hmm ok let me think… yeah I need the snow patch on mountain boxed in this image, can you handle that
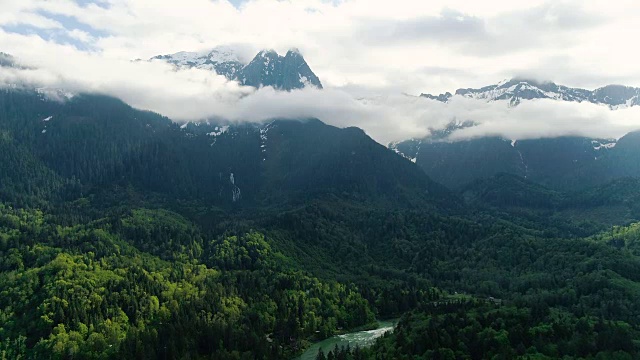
[37,88,75,101]
[299,74,311,86]
[517,149,528,178]
[610,95,640,110]
[260,121,276,161]
[393,147,417,163]
[591,139,617,150]
[207,125,229,137]
[389,141,418,163]
[41,115,53,134]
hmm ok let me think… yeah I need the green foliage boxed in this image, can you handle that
[589,222,640,256]
[0,205,377,359]
[253,198,640,358]
[360,301,637,359]
[462,173,566,209]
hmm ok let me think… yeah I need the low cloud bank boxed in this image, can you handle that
[1,41,639,145]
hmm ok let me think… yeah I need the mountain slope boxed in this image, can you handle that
[258,119,449,206]
[390,120,635,190]
[461,173,566,208]
[0,89,449,209]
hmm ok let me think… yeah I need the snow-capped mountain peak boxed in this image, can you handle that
[150,47,322,91]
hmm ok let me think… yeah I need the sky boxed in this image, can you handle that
[0,0,639,144]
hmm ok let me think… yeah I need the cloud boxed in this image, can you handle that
[0,14,63,31]
[444,97,640,141]
[67,29,95,43]
[355,3,606,58]
[357,9,488,46]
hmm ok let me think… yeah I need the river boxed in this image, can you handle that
[294,319,398,360]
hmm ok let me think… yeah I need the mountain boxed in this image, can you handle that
[400,78,640,189]
[421,78,640,108]
[240,49,323,90]
[389,121,638,190]
[151,47,323,90]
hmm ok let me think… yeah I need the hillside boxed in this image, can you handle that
[391,127,638,190]
[0,89,451,210]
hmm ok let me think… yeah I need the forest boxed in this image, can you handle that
[0,90,639,359]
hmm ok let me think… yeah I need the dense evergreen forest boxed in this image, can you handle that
[1,89,640,359]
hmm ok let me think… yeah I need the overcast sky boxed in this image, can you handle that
[0,0,639,144]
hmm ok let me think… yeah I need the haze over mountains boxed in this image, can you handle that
[4,46,640,195]
[2,47,639,145]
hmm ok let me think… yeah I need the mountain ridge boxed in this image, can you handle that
[421,78,640,108]
[0,88,451,210]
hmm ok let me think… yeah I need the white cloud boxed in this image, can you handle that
[0,12,63,30]
[67,29,95,43]
[2,0,640,92]
[444,97,640,142]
